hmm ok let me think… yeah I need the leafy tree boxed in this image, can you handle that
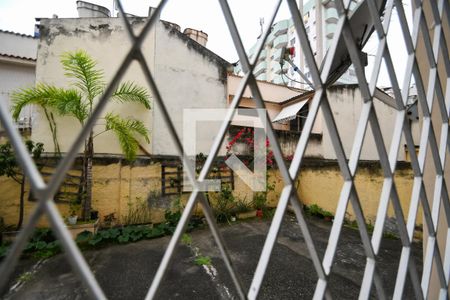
[11,50,151,220]
[0,141,44,229]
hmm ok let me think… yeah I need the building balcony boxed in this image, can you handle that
[271,61,288,75]
[271,75,285,85]
[253,61,267,76]
[272,20,289,37]
[271,48,283,61]
[273,34,288,49]
[325,8,338,23]
[256,73,267,81]
[326,23,337,38]
[257,49,267,61]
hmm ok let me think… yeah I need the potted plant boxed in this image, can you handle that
[67,202,80,225]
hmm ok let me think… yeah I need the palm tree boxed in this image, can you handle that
[11,50,151,220]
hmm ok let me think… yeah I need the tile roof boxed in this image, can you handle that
[0,53,36,62]
[0,29,36,39]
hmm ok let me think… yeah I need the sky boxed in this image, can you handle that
[0,0,293,63]
[0,0,412,87]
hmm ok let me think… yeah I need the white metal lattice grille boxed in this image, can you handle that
[0,0,449,299]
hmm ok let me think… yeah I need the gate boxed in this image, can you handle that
[0,0,449,299]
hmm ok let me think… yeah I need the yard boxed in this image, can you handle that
[3,215,422,299]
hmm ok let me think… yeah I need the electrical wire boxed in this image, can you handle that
[280,70,307,93]
[279,62,311,90]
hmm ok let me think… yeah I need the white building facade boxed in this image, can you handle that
[0,30,38,136]
[235,0,358,89]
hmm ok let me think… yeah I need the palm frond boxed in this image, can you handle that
[60,50,104,102]
[49,89,88,123]
[111,82,151,109]
[105,113,150,160]
[11,83,62,120]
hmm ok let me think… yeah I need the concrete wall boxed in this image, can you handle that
[35,17,154,154]
[321,85,408,161]
[0,159,166,227]
[0,158,421,229]
[152,22,229,156]
[33,17,229,157]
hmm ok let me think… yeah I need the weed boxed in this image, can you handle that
[124,197,152,225]
[194,255,212,266]
[305,204,334,219]
[213,185,236,223]
[181,233,192,246]
[18,272,33,283]
[234,198,252,213]
[383,232,398,239]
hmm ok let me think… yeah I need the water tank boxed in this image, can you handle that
[183,28,208,47]
[77,1,111,18]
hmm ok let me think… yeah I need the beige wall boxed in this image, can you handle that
[0,159,421,230]
[227,74,304,104]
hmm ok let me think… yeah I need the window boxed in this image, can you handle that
[290,38,295,46]
[289,104,309,132]
[303,12,310,22]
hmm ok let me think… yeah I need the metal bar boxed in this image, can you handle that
[135,51,246,299]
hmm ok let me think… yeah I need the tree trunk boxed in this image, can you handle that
[17,175,26,230]
[82,131,94,220]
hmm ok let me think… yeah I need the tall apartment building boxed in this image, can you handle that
[236,0,358,89]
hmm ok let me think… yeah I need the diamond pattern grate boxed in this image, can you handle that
[0,0,449,299]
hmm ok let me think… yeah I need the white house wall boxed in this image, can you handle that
[152,22,229,156]
[321,86,407,161]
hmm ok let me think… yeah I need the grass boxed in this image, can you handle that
[194,255,212,266]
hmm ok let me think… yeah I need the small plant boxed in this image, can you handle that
[252,192,267,210]
[0,141,44,229]
[103,213,117,228]
[234,198,252,213]
[124,196,152,225]
[164,199,182,231]
[194,255,212,266]
[18,271,33,283]
[181,233,192,246]
[213,185,236,223]
[305,204,334,220]
[67,201,80,225]
[0,243,9,259]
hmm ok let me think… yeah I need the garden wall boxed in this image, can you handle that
[0,157,422,228]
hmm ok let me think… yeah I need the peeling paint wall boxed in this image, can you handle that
[34,17,154,155]
[33,17,230,157]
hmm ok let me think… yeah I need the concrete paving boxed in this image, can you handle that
[4,215,423,299]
